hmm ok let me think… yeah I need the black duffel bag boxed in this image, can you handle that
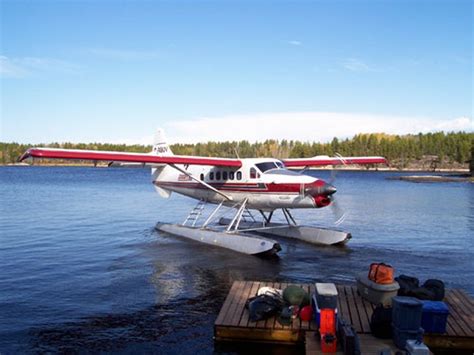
[395,274,419,296]
[370,304,392,339]
[245,294,284,321]
[422,279,445,301]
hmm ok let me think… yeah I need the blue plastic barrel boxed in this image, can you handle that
[392,296,423,330]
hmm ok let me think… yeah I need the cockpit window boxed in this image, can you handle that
[275,161,285,169]
[256,162,282,172]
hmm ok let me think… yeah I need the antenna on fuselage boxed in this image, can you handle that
[233,147,240,159]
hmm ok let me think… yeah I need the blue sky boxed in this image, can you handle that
[1,0,472,144]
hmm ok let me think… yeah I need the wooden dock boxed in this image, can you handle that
[214,281,474,353]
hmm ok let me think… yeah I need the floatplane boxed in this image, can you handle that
[19,130,387,256]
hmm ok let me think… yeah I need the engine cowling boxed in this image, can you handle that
[313,195,331,208]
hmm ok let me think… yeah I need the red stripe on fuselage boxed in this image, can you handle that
[154,180,324,194]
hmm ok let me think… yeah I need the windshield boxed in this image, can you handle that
[256,162,277,172]
[256,161,285,173]
[265,169,300,176]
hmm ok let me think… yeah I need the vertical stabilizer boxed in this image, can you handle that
[152,128,173,156]
[151,128,173,198]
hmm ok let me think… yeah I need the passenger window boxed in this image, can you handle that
[237,171,242,180]
[223,171,228,180]
[216,171,221,180]
[210,172,214,180]
[229,172,235,180]
[250,168,257,179]
[200,173,204,181]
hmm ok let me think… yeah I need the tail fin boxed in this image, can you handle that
[151,129,173,198]
[152,128,173,156]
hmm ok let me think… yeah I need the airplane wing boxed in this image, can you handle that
[18,147,242,167]
[282,155,387,167]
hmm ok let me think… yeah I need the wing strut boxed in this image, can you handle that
[168,164,233,201]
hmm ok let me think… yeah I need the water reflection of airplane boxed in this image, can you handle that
[19,130,387,256]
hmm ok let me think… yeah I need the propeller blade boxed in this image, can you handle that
[330,153,346,185]
[330,196,346,226]
[329,167,337,185]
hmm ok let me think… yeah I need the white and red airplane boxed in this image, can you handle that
[20,130,387,255]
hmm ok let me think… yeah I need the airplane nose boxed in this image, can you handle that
[322,183,337,196]
[304,181,337,197]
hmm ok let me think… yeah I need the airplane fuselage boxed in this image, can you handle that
[152,158,333,211]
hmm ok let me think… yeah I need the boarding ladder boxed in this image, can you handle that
[183,200,206,227]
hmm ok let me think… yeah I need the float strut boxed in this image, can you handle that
[202,201,224,228]
[282,208,297,226]
[226,198,249,232]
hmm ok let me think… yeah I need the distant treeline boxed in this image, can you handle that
[1,132,472,167]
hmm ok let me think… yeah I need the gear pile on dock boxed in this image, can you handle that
[214,274,474,354]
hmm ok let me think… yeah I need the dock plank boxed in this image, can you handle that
[445,292,471,336]
[344,285,362,333]
[215,281,240,325]
[229,280,253,327]
[350,285,371,333]
[360,295,375,333]
[337,284,350,328]
[455,289,474,310]
[449,290,474,334]
[221,280,246,326]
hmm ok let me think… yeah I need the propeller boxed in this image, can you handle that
[330,195,346,226]
[328,153,347,226]
[299,152,347,225]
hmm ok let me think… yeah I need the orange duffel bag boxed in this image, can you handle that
[368,263,394,284]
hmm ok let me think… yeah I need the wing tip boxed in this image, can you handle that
[18,148,33,162]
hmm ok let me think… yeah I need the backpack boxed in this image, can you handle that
[370,304,393,339]
[409,279,445,301]
[423,279,445,301]
[395,275,419,296]
[368,263,394,284]
[246,294,284,321]
[409,287,436,300]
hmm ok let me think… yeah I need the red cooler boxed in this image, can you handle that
[312,283,338,327]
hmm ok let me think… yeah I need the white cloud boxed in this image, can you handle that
[288,40,302,46]
[342,58,373,72]
[0,55,82,78]
[162,112,473,144]
[432,116,473,131]
[0,56,29,78]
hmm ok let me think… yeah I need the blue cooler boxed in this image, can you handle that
[421,301,449,333]
[312,283,338,328]
[392,296,423,330]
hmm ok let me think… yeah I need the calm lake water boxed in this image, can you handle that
[0,167,472,353]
